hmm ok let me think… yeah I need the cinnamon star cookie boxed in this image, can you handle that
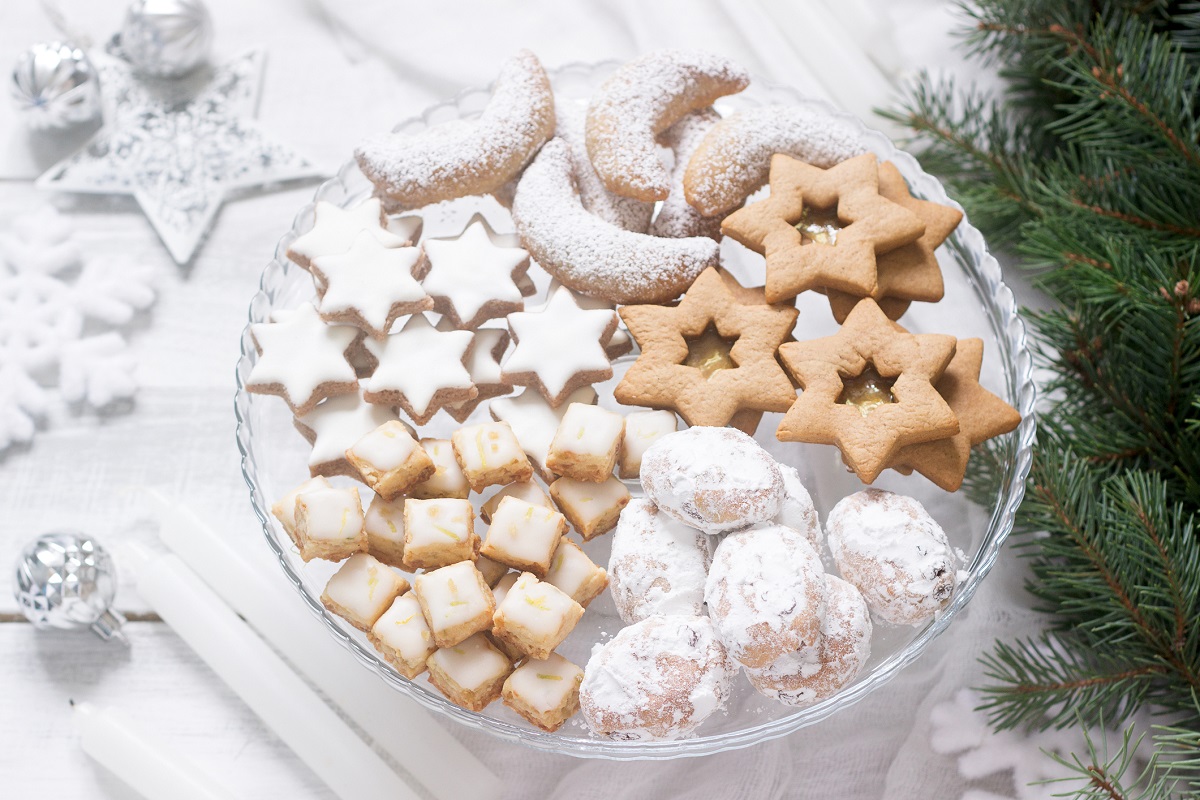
[775,299,959,483]
[721,153,926,303]
[615,268,798,427]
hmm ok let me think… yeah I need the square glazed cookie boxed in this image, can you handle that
[544,537,609,608]
[451,421,534,492]
[492,572,584,660]
[501,652,584,732]
[401,498,478,571]
[545,403,625,482]
[479,496,567,577]
[320,553,410,631]
[413,561,496,648]
[409,438,471,499]
[426,632,512,712]
[345,420,435,500]
[369,592,436,679]
[549,475,630,541]
[474,554,510,587]
[480,480,556,524]
[294,485,367,562]
[271,476,331,547]
[363,494,406,568]
[618,409,678,479]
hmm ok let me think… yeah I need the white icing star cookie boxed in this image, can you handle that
[421,219,532,330]
[287,198,410,270]
[247,303,359,414]
[442,323,512,423]
[294,388,405,478]
[361,313,476,425]
[310,232,431,339]
[501,286,616,406]
[547,279,634,359]
[490,386,598,481]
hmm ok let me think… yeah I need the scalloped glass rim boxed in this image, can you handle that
[234,60,1037,760]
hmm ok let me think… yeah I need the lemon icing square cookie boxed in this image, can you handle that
[450,421,534,492]
[346,420,435,500]
[479,496,568,577]
[502,652,584,732]
[549,475,630,541]
[545,403,625,482]
[491,572,584,660]
[369,592,436,679]
[293,485,367,562]
[401,498,478,571]
[320,553,409,631]
[414,561,497,649]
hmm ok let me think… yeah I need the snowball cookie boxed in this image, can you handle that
[579,615,735,741]
[759,464,822,552]
[641,426,784,533]
[826,489,959,626]
[705,525,827,669]
[744,574,872,706]
[609,498,713,624]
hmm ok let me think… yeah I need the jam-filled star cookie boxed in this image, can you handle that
[421,218,533,330]
[775,299,959,483]
[721,153,926,303]
[615,268,798,428]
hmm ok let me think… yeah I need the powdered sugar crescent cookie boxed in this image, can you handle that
[744,574,872,706]
[826,489,959,626]
[579,615,735,741]
[682,105,867,217]
[705,525,828,669]
[650,108,723,240]
[585,50,750,201]
[512,139,718,303]
[356,50,555,209]
[556,103,654,232]
[608,499,713,624]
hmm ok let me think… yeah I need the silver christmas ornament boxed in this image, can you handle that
[14,532,128,644]
[37,49,322,265]
[120,0,214,79]
[10,41,101,130]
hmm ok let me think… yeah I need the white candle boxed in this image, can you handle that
[144,490,501,800]
[123,543,421,800]
[74,702,240,800]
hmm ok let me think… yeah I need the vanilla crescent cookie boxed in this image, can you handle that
[683,105,867,217]
[650,108,723,240]
[356,50,555,209]
[556,103,654,232]
[585,50,750,201]
[511,139,718,303]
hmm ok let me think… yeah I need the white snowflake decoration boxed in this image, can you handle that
[0,206,155,450]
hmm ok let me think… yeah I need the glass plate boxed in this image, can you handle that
[234,60,1037,760]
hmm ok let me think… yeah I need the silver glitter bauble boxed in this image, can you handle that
[10,42,101,130]
[13,532,128,644]
[120,0,214,79]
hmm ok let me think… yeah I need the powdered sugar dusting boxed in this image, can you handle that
[651,108,723,240]
[705,525,828,669]
[356,50,554,208]
[511,138,718,303]
[585,50,750,200]
[683,105,867,217]
[579,614,735,740]
[556,103,654,232]
[640,427,784,533]
[608,498,713,624]
[826,489,959,626]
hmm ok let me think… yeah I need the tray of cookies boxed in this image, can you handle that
[235,51,1035,758]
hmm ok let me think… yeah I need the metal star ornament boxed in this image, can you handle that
[37,49,323,264]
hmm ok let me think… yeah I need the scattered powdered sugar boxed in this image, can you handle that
[826,489,959,626]
[556,103,654,232]
[356,50,554,208]
[511,138,718,303]
[640,427,784,533]
[650,107,723,240]
[585,50,751,199]
[744,574,872,707]
[682,105,868,217]
[578,614,735,741]
[608,498,713,624]
[705,525,828,669]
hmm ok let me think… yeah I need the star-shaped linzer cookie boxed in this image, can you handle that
[775,299,960,484]
[721,153,926,304]
[823,161,963,323]
[887,338,1021,491]
[615,267,799,428]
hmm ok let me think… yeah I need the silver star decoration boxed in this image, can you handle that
[37,49,323,264]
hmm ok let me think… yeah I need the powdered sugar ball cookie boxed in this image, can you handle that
[682,105,867,217]
[773,465,822,552]
[826,489,958,626]
[579,615,735,741]
[705,525,827,669]
[608,499,713,624]
[585,50,750,201]
[356,50,554,209]
[640,427,784,533]
[744,575,872,706]
[511,138,718,304]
